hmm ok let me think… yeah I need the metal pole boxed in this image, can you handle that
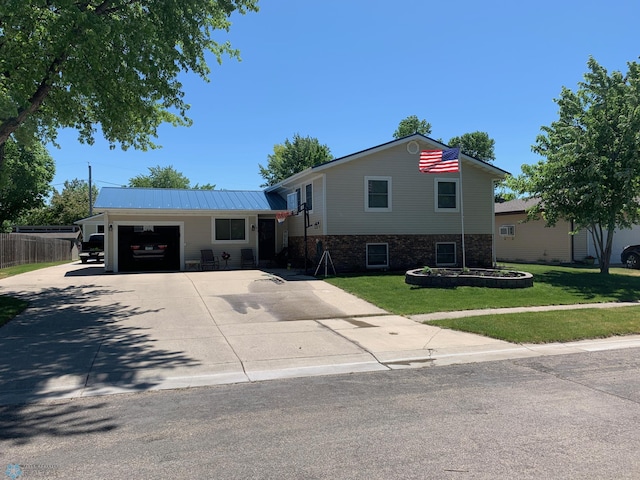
[88,164,93,217]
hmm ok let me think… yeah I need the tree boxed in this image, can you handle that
[17,178,98,226]
[259,134,333,187]
[393,115,432,139]
[128,165,215,189]
[0,1,259,167]
[509,57,640,274]
[0,139,55,229]
[448,131,495,162]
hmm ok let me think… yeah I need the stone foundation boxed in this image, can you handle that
[287,234,493,272]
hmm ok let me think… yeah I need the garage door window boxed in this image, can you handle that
[215,218,246,241]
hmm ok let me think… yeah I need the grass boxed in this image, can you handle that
[430,307,640,343]
[325,263,640,343]
[0,261,70,327]
[0,261,70,280]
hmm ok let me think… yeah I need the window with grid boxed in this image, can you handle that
[366,243,389,269]
[436,180,457,210]
[365,176,391,211]
[436,243,456,265]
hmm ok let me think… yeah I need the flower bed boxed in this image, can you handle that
[405,268,533,289]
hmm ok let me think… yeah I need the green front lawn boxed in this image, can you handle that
[325,264,640,343]
[325,264,640,315]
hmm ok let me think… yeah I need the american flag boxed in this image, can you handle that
[419,148,460,173]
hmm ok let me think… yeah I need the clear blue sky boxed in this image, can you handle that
[50,0,640,192]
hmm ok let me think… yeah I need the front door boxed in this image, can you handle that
[258,219,276,263]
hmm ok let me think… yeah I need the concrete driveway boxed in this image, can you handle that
[3,262,639,404]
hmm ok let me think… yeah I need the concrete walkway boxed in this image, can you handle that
[1,262,639,404]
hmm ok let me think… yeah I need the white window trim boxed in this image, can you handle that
[436,242,457,266]
[212,216,249,244]
[434,178,460,213]
[366,243,389,269]
[364,176,392,212]
[499,224,515,237]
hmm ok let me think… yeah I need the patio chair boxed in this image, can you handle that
[200,249,219,271]
[241,248,256,269]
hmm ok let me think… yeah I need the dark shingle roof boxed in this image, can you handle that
[94,188,287,211]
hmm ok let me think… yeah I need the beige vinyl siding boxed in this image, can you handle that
[282,176,325,237]
[105,213,259,270]
[320,143,495,235]
[495,213,574,263]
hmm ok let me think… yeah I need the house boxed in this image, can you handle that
[494,198,589,264]
[87,134,508,273]
[270,134,507,272]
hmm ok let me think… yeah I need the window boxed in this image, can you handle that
[367,243,388,269]
[365,176,392,212]
[500,225,515,237]
[214,218,246,241]
[436,243,456,265]
[287,192,298,212]
[295,187,302,209]
[305,183,313,211]
[435,179,458,211]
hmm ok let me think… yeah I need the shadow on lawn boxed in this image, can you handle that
[535,270,640,301]
[0,283,200,445]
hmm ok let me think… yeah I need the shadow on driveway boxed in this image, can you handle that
[0,282,200,444]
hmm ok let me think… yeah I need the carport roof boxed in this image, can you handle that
[94,187,287,211]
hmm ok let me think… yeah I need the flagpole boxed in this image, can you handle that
[459,154,466,269]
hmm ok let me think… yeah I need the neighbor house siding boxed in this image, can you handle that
[495,213,574,263]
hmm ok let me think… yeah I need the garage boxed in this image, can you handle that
[118,225,181,272]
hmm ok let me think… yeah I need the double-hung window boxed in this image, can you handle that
[365,176,392,212]
[366,243,389,269]
[436,243,456,266]
[435,179,459,212]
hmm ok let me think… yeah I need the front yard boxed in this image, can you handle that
[325,263,640,343]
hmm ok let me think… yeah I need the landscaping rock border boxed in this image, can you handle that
[405,268,534,289]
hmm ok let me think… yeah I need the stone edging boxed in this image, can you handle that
[405,268,534,289]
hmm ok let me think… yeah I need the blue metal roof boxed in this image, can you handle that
[94,187,287,211]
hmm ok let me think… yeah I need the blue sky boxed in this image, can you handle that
[50,0,640,192]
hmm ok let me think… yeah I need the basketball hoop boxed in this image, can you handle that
[276,211,292,224]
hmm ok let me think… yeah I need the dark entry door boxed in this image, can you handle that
[258,219,276,263]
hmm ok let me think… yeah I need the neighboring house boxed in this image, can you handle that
[85,134,507,273]
[494,198,589,264]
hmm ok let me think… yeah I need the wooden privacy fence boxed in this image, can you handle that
[0,234,75,269]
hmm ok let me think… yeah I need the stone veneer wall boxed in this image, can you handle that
[287,234,493,272]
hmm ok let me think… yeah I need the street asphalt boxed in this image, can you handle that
[1,262,639,404]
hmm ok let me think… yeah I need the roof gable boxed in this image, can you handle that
[267,133,509,190]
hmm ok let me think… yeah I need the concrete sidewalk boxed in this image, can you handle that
[1,262,640,404]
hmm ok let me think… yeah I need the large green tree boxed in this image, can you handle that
[128,165,214,189]
[0,139,55,229]
[448,131,495,162]
[393,115,432,139]
[0,0,259,166]
[510,57,640,274]
[259,134,333,187]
